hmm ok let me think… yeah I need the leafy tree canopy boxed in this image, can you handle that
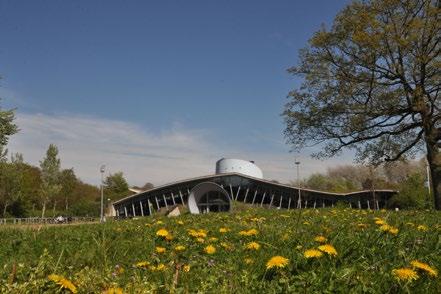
[283,0,441,209]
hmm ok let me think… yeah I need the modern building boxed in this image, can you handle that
[112,158,397,217]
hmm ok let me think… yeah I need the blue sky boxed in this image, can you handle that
[0,0,351,185]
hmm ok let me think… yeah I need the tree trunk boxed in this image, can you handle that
[53,200,56,213]
[41,201,46,218]
[65,197,68,211]
[2,201,9,217]
[425,142,441,210]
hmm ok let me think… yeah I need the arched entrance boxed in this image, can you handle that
[188,182,231,214]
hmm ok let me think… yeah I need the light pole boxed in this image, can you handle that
[100,165,105,223]
[295,159,301,207]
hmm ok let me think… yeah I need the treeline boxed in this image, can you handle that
[298,160,432,209]
[0,144,137,218]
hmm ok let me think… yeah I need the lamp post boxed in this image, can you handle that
[295,159,301,207]
[100,165,105,223]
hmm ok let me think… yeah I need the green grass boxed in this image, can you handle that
[1,207,440,293]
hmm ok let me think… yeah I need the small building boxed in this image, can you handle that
[112,158,396,217]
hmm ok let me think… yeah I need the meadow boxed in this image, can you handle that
[0,206,440,293]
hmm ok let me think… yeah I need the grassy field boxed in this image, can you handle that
[1,207,440,293]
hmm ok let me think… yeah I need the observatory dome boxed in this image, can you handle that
[215,158,263,179]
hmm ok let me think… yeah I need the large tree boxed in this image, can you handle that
[39,144,61,217]
[283,0,441,209]
[0,99,18,161]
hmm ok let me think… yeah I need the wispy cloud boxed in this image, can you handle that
[7,112,353,186]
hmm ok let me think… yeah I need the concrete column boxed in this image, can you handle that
[124,206,128,217]
[288,197,292,210]
[179,190,185,206]
[132,203,136,216]
[251,190,258,205]
[269,194,274,208]
[155,196,160,211]
[171,192,176,205]
[260,192,267,207]
[235,186,241,201]
[243,188,250,203]
[162,194,168,209]
[140,201,144,216]
[279,196,283,209]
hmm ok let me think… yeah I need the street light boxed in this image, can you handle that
[100,164,106,223]
[295,159,301,207]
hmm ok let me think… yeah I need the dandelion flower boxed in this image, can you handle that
[417,225,428,232]
[304,249,323,259]
[156,264,166,271]
[48,274,77,293]
[209,237,218,242]
[196,237,205,243]
[318,244,338,256]
[155,220,164,225]
[375,220,386,225]
[183,265,190,272]
[314,236,327,243]
[155,246,166,253]
[219,227,229,233]
[244,258,254,264]
[266,256,289,269]
[392,268,419,281]
[239,229,258,236]
[388,227,399,235]
[411,260,438,277]
[156,229,169,238]
[204,245,216,254]
[177,220,184,225]
[174,245,186,251]
[135,261,150,268]
[379,224,392,232]
[59,278,78,293]
[103,287,123,294]
[245,242,261,250]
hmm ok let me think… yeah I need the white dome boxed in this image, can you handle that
[215,158,263,179]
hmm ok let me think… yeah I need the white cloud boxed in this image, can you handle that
[7,112,353,186]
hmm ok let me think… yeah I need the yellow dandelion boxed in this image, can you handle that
[318,244,338,256]
[176,220,184,225]
[239,229,258,236]
[314,236,327,243]
[411,260,438,277]
[244,257,254,264]
[196,237,205,243]
[174,245,186,252]
[209,237,218,242]
[388,227,399,235]
[156,264,166,271]
[417,225,428,232]
[59,278,78,293]
[220,242,233,250]
[295,245,303,250]
[103,287,124,294]
[155,220,163,225]
[266,256,289,269]
[204,245,216,254]
[135,261,150,268]
[183,265,190,272]
[357,223,368,229]
[155,246,166,253]
[48,274,62,282]
[156,229,169,237]
[379,224,391,231]
[245,242,261,250]
[304,249,323,259]
[392,268,419,281]
[375,220,386,225]
[219,227,229,233]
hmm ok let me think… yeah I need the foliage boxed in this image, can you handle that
[39,144,62,218]
[0,98,18,161]
[388,173,432,209]
[283,0,441,209]
[104,172,130,201]
[0,208,439,293]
